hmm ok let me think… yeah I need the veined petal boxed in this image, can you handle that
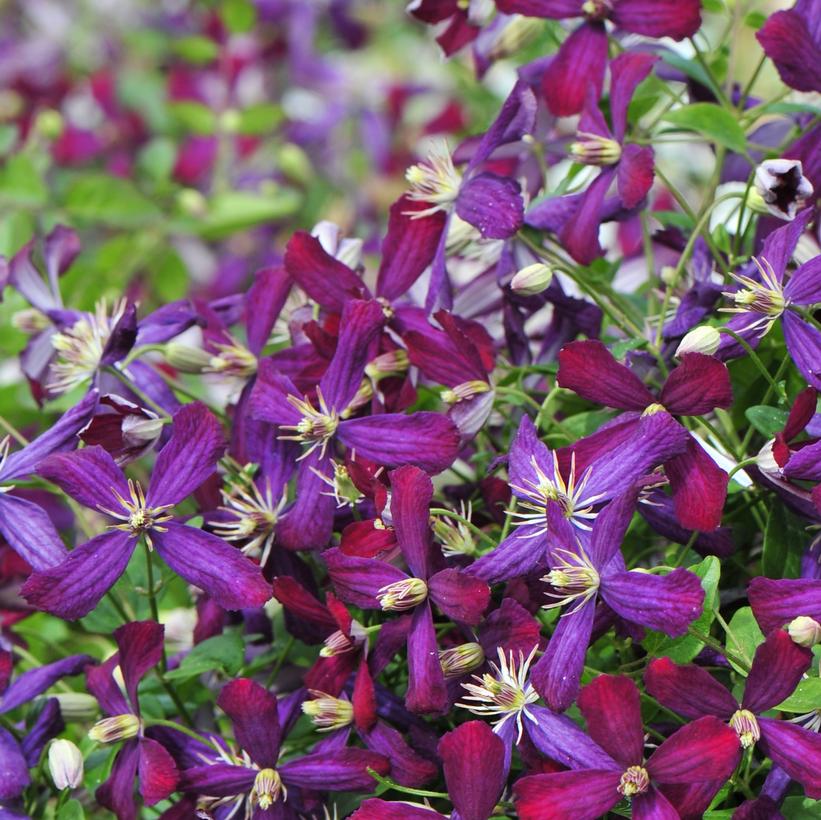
[428,568,489,625]
[390,465,434,579]
[350,800,440,820]
[783,311,821,390]
[611,0,701,39]
[86,655,129,716]
[632,786,680,820]
[558,168,613,265]
[20,697,62,767]
[578,675,643,768]
[361,719,438,788]
[279,748,389,791]
[277,451,337,550]
[609,52,658,141]
[21,530,136,620]
[0,654,90,715]
[757,9,821,93]
[245,266,292,356]
[114,621,164,712]
[514,769,622,820]
[324,548,410,609]
[178,762,256,796]
[543,23,608,117]
[617,144,654,210]
[784,257,821,306]
[741,629,812,715]
[138,738,178,806]
[644,658,737,721]
[248,360,304,427]
[406,601,448,715]
[748,577,821,634]
[495,0,582,17]
[660,354,733,416]
[0,728,29,800]
[758,718,821,799]
[467,524,547,583]
[152,522,271,611]
[217,679,281,768]
[37,445,129,512]
[96,741,140,820]
[0,494,69,571]
[455,173,524,239]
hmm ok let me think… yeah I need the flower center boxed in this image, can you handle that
[279,388,339,459]
[302,691,354,731]
[205,339,258,379]
[542,545,601,613]
[405,142,463,216]
[252,768,284,810]
[618,765,650,797]
[377,577,428,611]
[722,257,787,331]
[311,460,364,509]
[730,709,761,749]
[88,714,141,744]
[570,132,622,166]
[100,479,173,546]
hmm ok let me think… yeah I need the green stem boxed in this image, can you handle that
[0,415,28,446]
[687,625,750,673]
[738,352,792,454]
[104,365,172,419]
[266,635,296,688]
[727,457,759,480]
[368,768,449,799]
[429,507,497,548]
[149,718,219,752]
[716,328,781,394]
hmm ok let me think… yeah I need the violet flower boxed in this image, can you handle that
[22,403,271,620]
[514,675,740,819]
[646,628,821,798]
[353,720,507,820]
[528,492,704,711]
[85,621,178,820]
[325,465,490,714]
[496,0,701,116]
[250,299,460,550]
[557,340,733,530]
[0,390,97,571]
[178,677,389,815]
[757,0,821,94]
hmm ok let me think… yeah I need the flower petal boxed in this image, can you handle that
[96,741,140,820]
[455,173,524,239]
[277,451,338,550]
[37,445,129,512]
[0,653,91,714]
[0,728,29,800]
[609,52,658,141]
[617,144,654,210]
[632,786,680,820]
[644,657,737,720]
[217,679,281,768]
[659,354,733,416]
[783,311,821,390]
[390,465,434,579]
[362,719,438,788]
[279,748,389,791]
[757,9,821,93]
[514,769,622,820]
[428,568,489,625]
[245,266,292,356]
[611,0,701,39]
[350,800,439,820]
[741,629,812,714]
[784,257,821,306]
[138,737,179,806]
[558,168,613,265]
[0,494,69,571]
[748,576,821,634]
[324,548,410,609]
[758,718,821,799]
[406,601,448,714]
[467,524,547,583]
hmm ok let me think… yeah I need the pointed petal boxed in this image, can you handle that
[664,437,729,531]
[248,360,304,427]
[96,741,140,820]
[611,0,701,39]
[21,697,63,766]
[245,266,291,356]
[0,653,91,714]
[557,340,655,411]
[152,522,271,611]
[467,525,547,583]
[495,0,582,16]
[617,144,654,209]
[783,311,821,390]
[217,679,280,768]
[660,354,733,415]
[542,23,608,117]
[632,786,680,820]
[178,762,255,796]
[558,169,612,265]
[324,548,409,608]
[390,465,434,579]
[577,674,644,768]
[86,655,129,716]
[741,629,812,714]
[526,704,619,770]
[406,601,448,714]
[350,800,439,820]
[514,770,621,820]
[438,721,506,820]
[758,718,821,799]
[609,52,658,140]
[644,658,737,721]
[362,719,438,788]
[279,748,389,791]
[588,488,638,567]
[138,738,179,806]
[0,494,69,571]
[478,597,541,658]
[146,403,226,507]
[783,438,821,481]
[112,621,164,712]
[428,568,489,625]
[277,451,337,550]
[0,728,29,800]
[21,530,135,620]
[756,9,821,93]
[337,413,460,473]
[531,598,595,712]
[748,577,821,634]
[646,716,740,784]
[784,257,821,305]
[602,567,704,635]
[37,445,129,512]
[455,173,524,239]
[270,577,336,630]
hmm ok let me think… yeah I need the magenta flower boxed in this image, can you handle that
[558,340,733,530]
[22,403,271,620]
[514,675,740,820]
[496,0,701,115]
[757,0,821,93]
[85,621,178,820]
[178,677,389,815]
[646,629,821,799]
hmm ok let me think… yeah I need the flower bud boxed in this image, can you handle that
[659,265,679,286]
[88,713,140,744]
[219,109,241,134]
[53,692,99,722]
[788,616,821,648]
[276,143,313,185]
[48,739,84,789]
[439,643,485,677]
[164,343,212,373]
[377,577,428,612]
[441,380,492,405]
[486,16,544,61]
[675,326,720,357]
[302,691,354,731]
[177,188,208,216]
[570,133,621,166]
[34,109,64,139]
[12,308,50,334]
[511,263,553,296]
[752,159,813,221]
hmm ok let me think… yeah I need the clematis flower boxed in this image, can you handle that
[325,466,490,714]
[514,675,740,820]
[527,492,704,711]
[0,390,98,571]
[557,340,733,530]
[85,621,178,820]
[250,299,460,550]
[22,403,271,620]
[178,677,389,816]
[752,159,814,221]
[78,394,163,466]
[757,0,821,93]
[468,412,689,583]
[352,720,507,820]
[715,208,821,389]
[496,0,700,116]
[646,629,821,799]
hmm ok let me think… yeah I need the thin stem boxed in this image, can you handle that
[104,365,172,419]
[368,768,450,799]
[716,328,780,394]
[738,352,792,455]
[149,718,219,752]
[687,625,750,673]
[265,635,296,688]
[429,507,497,548]
[0,415,28,447]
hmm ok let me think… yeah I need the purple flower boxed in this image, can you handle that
[496,0,701,116]
[646,628,821,798]
[178,677,389,815]
[86,621,179,820]
[757,0,821,93]
[748,576,821,638]
[21,403,271,619]
[514,675,740,819]
[325,466,490,714]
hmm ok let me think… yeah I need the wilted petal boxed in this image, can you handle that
[138,738,178,806]
[217,679,280,768]
[0,494,69,571]
[748,577,821,634]
[455,174,524,239]
[428,568,489,625]
[279,748,389,791]
[152,522,270,612]
[21,530,135,620]
[514,769,621,820]
[741,629,812,714]
[406,602,448,715]
[659,354,733,416]
[644,658,737,720]
[758,718,821,799]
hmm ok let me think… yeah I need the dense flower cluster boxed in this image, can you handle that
[0,1,819,818]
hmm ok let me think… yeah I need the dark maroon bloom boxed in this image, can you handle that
[558,340,733,530]
[514,675,739,820]
[757,0,821,93]
[496,0,700,115]
[22,403,271,619]
[79,394,162,466]
[178,677,389,815]
[325,466,490,714]
[646,629,821,798]
[86,621,178,820]
[353,720,507,820]
[408,0,483,56]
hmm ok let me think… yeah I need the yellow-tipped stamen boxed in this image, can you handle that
[618,765,650,797]
[377,577,428,612]
[541,544,601,614]
[729,709,761,749]
[278,387,340,460]
[99,479,174,548]
[301,691,354,731]
[405,142,463,217]
[721,257,788,335]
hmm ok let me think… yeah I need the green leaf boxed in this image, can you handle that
[762,501,804,579]
[744,10,767,29]
[745,405,789,437]
[643,556,720,662]
[172,35,220,64]
[0,154,48,207]
[779,797,821,819]
[190,188,302,239]
[776,677,821,713]
[58,799,86,820]
[170,101,217,135]
[221,0,257,33]
[725,607,764,674]
[237,103,284,135]
[63,174,161,228]
[138,138,177,183]
[662,104,748,154]
[164,632,245,680]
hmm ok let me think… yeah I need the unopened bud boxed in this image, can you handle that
[675,326,720,357]
[377,577,428,612]
[441,380,492,405]
[220,109,241,134]
[12,308,50,334]
[34,109,64,139]
[121,415,164,449]
[301,691,354,731]
[365,350,409,380]
[276,143,313,185]
[788,616,821,648]
[164,343,212,373]
[660,265,680,286]
[53,692,99,722]
[511,263,553,296]
[177,188,208,216]
[570,133,621,166]
[88,713,140,744]
[439,643,485,677]
[48,739,83,789]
